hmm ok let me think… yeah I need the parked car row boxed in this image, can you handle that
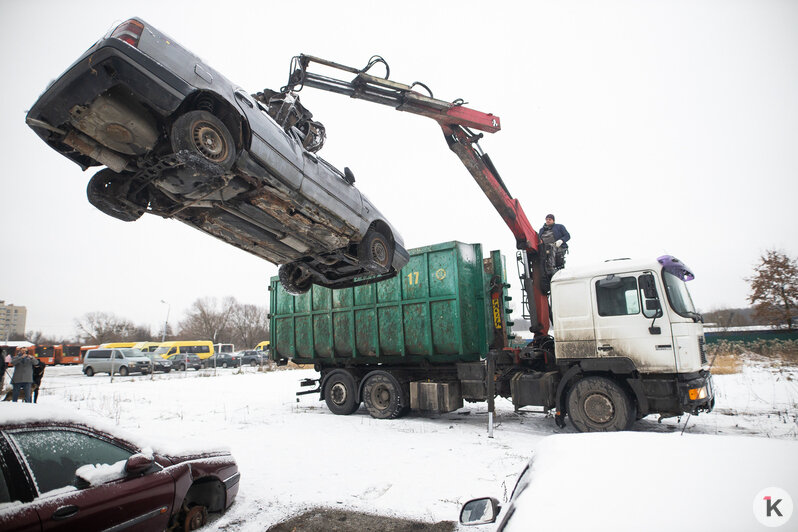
[81,349,270,376]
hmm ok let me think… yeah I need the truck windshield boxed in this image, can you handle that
[662,270,698,320]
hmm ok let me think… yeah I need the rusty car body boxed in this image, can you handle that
[26,18,408,294]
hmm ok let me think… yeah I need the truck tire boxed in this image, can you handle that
[567,376,636,432]
[362,371,407,420]
[323,371,360,415]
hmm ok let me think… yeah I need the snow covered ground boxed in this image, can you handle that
[16,356,798,531]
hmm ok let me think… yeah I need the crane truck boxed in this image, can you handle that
[269,55,715,431]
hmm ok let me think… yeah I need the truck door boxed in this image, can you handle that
[592,273,676,372]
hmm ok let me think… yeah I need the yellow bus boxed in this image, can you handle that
[153,340,214,360]
[100,342,138,349]
[133,341,162,352]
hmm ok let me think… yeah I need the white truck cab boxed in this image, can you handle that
[548,255,714,430]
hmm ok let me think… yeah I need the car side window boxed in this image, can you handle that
[596,277,640,317]
[0,462,11,503]
[8,429,133,495]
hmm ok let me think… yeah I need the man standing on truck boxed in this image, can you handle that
[539,214,570,271]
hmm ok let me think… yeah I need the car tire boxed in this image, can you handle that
[181,504,208,531]
[84,367,94,377]
[222,362,228,368]
[567,376,636,432]
[165,369,171,373]
[250,360,257,367]
[171,110,235,170]
[86,169,147,222]
[119,366,129,377]
[358,229,394,274]
[278,262,313,295]
[180,363,186,371]
[323,370,360,415]
[362,371,407,420]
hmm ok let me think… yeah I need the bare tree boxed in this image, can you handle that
[178,297,237,342]
[229,303,269,349]
[74,312,142,344]
[746,250,798,330]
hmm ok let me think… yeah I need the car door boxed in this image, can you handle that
[592,273,676,372]
[5,427,175,532]
[0,435,41,532]
[233,92,305,190]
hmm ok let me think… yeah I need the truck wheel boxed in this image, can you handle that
[171,110,235,169]
[86,169,146,222]
[279,263,313,295]
[567,376,636,432]
[362,371,407,420]
[358,229,394,274]
[323,371,360,415]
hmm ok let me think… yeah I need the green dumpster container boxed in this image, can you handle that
[269,241,498,366]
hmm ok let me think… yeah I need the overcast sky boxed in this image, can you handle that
[1,0,796,340]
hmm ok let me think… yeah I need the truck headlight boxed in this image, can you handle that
[688,386,708,401]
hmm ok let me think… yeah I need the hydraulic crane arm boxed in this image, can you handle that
[282,54,550,337]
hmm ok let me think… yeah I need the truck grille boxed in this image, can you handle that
[698,336,707,365]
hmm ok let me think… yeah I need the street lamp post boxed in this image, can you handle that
[160,300,171,342]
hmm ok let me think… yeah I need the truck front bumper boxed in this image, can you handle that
[677,371,715,414]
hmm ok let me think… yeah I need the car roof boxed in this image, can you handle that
[1,404,230,457]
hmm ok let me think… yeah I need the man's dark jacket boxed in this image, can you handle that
[538,223,570,249]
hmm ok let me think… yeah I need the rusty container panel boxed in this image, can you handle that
[270,241,490,365]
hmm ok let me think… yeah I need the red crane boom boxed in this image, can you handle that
[282,54,551,338]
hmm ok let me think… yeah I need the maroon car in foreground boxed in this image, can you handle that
[0,404,239,531]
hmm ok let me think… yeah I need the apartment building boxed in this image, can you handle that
[0,300,27,340]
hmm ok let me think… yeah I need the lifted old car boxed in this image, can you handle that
[26,18,408,294]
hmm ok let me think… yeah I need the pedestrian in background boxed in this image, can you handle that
[32,362,46,403]
[11,348,40,403]
[0,349,8,392]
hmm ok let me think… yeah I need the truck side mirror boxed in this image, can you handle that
[639,274,658,299]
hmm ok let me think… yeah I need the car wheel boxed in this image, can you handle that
[323,370,360,415]
[86,169,147,222]
[165,368,171,373]
[84,367,94,377]
[362,371,407,419]
[182,505,208,531]
[250,360,257,367]
[171,110,235,169]
[278,262,313,295]
[222,362,228,368]
[119,366,129,377]
[358,229,394,274]
[567,376,636,432]
[180,363,186,371]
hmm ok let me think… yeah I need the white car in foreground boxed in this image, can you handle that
[461,432,797,531]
